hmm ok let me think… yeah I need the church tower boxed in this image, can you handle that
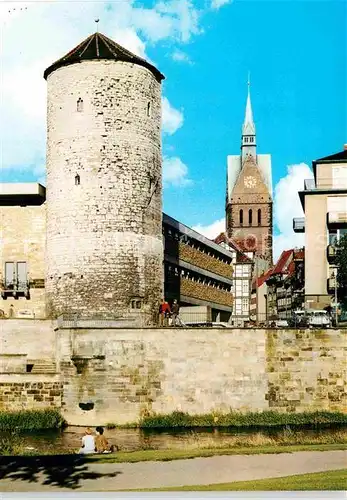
[226,80,273,264]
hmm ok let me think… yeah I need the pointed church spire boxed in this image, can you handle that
[244,74,254,128]
[241,75,256,160]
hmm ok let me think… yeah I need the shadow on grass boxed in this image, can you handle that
[0,454,121,490]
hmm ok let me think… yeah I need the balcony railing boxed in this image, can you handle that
[304,179,316,190]
[1,280,30,299]
[293,217,305,233]
[327,211,347,229]
[327,277,338,292]
[304,178,347,191]
[181,277,233,308]
[327,245,341,263]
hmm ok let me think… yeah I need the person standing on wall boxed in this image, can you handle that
[8,304,14,318]
[159,298,171,327]
[171,299,182,327]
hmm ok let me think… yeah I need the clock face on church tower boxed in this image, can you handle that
[244,176,257,188]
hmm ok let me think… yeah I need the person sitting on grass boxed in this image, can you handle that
[95,426,115,454]
[78,428,95,454]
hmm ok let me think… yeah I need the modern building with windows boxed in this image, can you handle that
[163,214,235,323]
[293,147,347,310]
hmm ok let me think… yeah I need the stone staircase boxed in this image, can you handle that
[27,359,57,374]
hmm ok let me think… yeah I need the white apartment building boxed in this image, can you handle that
[293,146,347,310]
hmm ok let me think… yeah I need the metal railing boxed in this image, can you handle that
[56,312,154,328]
[304,178,347,191]
[327,211,347,226]
[293,217,305,233]
[304,178,316,190]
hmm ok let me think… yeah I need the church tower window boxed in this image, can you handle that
[75,174,80,186]
[147,102,151,117]
[239,209,243,225]
[249,209,253,225]
[258,209,261,225]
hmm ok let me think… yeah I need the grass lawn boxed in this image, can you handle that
[128,469,347,491]
[90,442,347,464]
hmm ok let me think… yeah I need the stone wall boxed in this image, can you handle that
[0,204,46,318]
[45,60,163,321]
[266,329,347,412]
[57,327,267,425]
[0,375,62,411]
[0,320,346,424]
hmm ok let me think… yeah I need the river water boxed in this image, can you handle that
[8,425,347,454]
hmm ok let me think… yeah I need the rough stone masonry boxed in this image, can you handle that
[0,320,346,425]
[45,57,164,321]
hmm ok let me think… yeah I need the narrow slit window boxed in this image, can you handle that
[258,208,261,225]
[147,102,151,117]
[75,174,80,186]
[77,98,83,112]
[240,209,243,225]
[249,209,253,225]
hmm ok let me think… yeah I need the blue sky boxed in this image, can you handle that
[1,0,346,257]
[159,0,346,226]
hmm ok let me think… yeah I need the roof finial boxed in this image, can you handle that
[95,18,99,32]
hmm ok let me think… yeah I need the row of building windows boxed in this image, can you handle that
[3,262,28,287]
[234,297,249,311]
[76,98,152,117]
[239,208,262,226]
[165,265,232,292]
[243,137,254,143]
[163,225,233,265]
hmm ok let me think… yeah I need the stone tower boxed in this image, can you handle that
[226,81,273,264]
[44,32,165,322]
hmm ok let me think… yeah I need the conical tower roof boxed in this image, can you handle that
[44,32,165,82]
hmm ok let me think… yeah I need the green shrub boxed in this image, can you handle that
[106,422,117,429]
[0,429,22,455]
[0,409,66,431]
[139,410,347,429]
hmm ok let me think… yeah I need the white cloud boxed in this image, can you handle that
[162,97,184,135]
[163,156,192,187]
[273,162,313,261]
[156,0,201,42]
[171,49,192,63]
[211,0,233,10]
[192,218,225,240]
[0,0,202,174]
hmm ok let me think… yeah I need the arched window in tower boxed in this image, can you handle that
[75,174,80,186]
[147,102,151,117]
[258,208,261,226]
[249,209,253,226]
[239,209,243,225]
[77,98,83,112]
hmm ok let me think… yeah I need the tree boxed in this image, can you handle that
[336,233,347,310]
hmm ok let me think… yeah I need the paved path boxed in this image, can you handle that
[0,450,346,491]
